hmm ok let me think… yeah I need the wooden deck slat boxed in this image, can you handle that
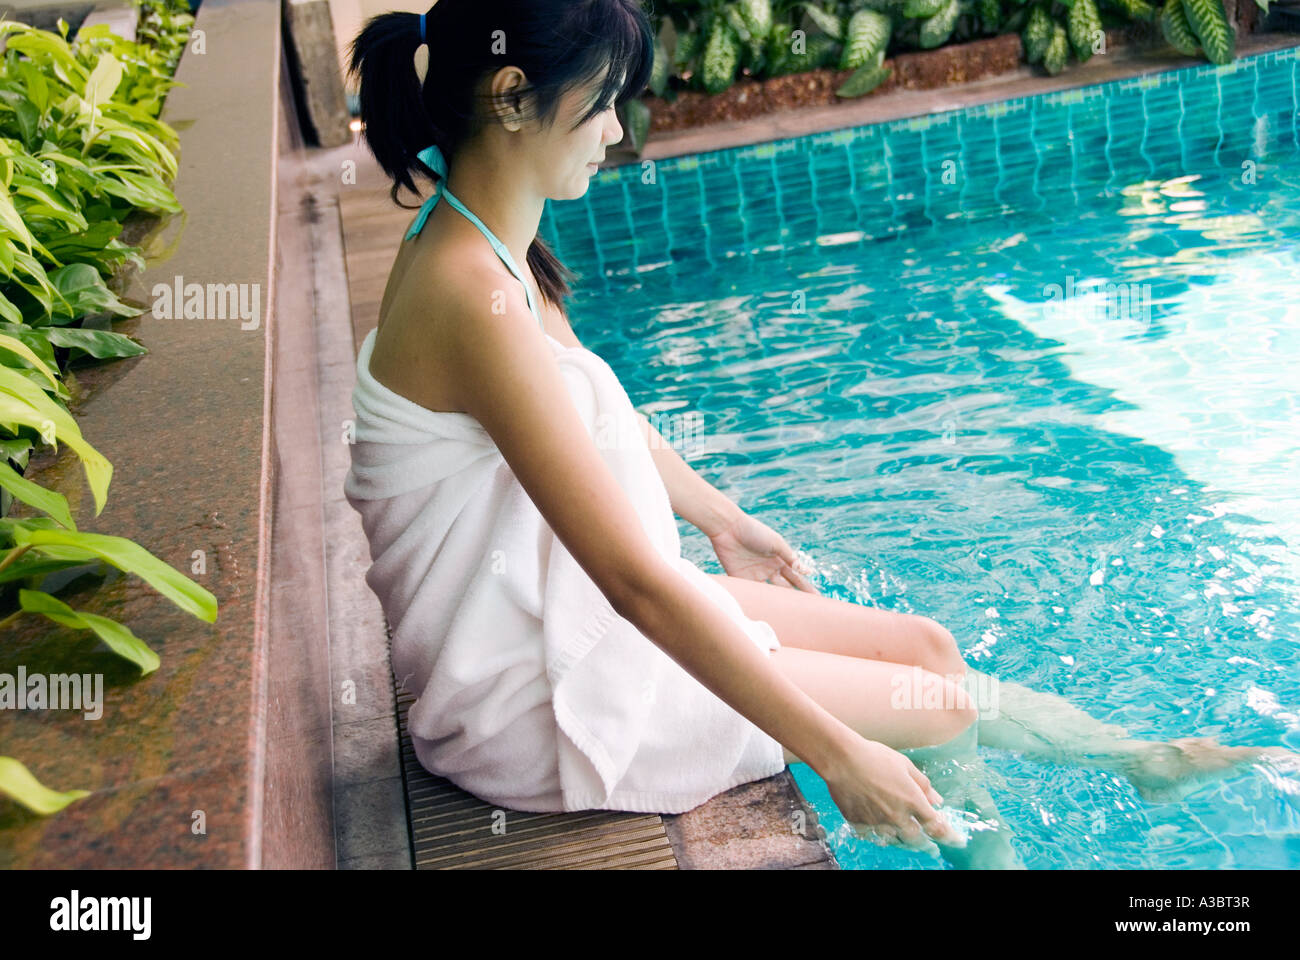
[380,623,678,869]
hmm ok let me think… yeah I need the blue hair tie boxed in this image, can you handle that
[419,12,426,43]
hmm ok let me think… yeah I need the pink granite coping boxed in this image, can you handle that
[662,770,837,869]
[0,0,334,868]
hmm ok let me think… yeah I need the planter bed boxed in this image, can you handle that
[641,0,1264,134]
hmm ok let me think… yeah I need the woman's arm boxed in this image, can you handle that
[636,411,742,537]
[552,312,814,590]
[549,311,740,536]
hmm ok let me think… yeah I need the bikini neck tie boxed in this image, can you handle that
[402,143,542,327]
[405,143,448,240]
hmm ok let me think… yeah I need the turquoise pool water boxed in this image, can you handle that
[540,46,1300,869]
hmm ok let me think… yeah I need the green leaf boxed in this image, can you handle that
[800,2,845,39]
[0,323,59,376]
[919,0,962,48]
[903,0,946,16]
[0,365,112,515]
[0,297,22,327]
[0,459,75,529]
[83,52,125,107]
[1042,22,1069,74]
[701,20,743,94]
[46,262,138,323]
[1,27,89,90]
[94,168,180,212]
[622,99,651,155]
[0,552,97,585]
[18,588,160,674]
[1161,0,1202,56]
[0,332,60,390]
[837,62,891,97]
[16,60,50,115]
[0,756,90,815]
[840,9,891,70]
[1023,4,1054,64]
[10,178,87,232]
[0,189,38,253]
[9,527,217,623]
[0,435,34,468]
[35,326,146,360]
[649,38,670,97]
[1182,0,1234,65]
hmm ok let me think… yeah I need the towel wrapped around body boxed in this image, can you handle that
[344,327,787,813]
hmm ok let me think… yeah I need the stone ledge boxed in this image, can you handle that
[0,0,326,869]
[662,769,838,869]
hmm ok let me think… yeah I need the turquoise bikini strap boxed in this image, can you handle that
[405,144,543,329]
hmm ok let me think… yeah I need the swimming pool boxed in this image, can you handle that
[540,45,1300,869]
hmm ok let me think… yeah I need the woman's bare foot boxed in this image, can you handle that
[1122,737,1295,803]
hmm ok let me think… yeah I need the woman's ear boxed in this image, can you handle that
[489,66,528,131]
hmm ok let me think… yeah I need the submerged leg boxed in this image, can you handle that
[959,666,1296,803]
[897,719,1026,870]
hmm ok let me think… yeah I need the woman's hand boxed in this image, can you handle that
[707,511,820,593]
[822,737,954,848]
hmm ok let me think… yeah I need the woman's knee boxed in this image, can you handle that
[890,667,978,747]
[940,683,978,741]
[910,615,968,680]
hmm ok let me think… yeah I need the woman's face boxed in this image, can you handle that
[515,66,625,201]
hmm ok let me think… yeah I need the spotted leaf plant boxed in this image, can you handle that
[628,0,1251,148]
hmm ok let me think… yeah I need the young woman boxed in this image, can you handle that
[343,0,1286,868]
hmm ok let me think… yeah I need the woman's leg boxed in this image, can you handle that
[897,721,1026,869]
[957,664,1291,803]
[715,573,1289,803]
[766,646,976,756]
[767,646,1024,869]
[709,573,968,676]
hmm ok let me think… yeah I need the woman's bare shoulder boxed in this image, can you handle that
[370,246,509,414]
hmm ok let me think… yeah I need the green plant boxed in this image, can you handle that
[840,8,891,68]
[1181,0,1235,63]
[635,0,1256,128]
[0,1,214,817]
[1022,3,1055,62]
[1160,0,1202,55]
[918,0,963,47]
[1067,0,1103,62]
[1042,20,1069,73]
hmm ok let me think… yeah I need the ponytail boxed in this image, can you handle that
[346,11,438,208]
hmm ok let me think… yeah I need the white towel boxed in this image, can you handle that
[344,328,787,813]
